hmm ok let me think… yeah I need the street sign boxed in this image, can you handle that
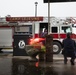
[44,0,76,3]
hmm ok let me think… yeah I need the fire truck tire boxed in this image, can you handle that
[53,42,61,54]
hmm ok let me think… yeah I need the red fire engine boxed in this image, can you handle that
[0,16,76,54]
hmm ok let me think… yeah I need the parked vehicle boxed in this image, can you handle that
[0,16,76,54]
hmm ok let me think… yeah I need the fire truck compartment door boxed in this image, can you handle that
[0,28,13,47]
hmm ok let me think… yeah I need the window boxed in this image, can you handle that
[72,24,76,34]
[52,27,58,33]
[61,26,71,33]
[15,25,32,34]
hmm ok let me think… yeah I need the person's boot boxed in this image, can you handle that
[31,56,38,61]
[70,59,75,65]
[64,59,67,64]
[64,60,67,64]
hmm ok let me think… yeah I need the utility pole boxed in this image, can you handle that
[48,0,50,34]
[33,2,38,38]
[35,2,38,17]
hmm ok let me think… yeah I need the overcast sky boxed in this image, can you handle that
[0,0,76,17]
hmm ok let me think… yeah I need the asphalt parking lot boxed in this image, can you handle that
[0,50,76,75]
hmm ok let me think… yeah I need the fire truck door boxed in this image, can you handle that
[39,23,48,37]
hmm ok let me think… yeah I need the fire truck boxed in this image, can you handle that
[0,16,76,54]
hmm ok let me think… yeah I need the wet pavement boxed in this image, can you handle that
[0,52,76,75]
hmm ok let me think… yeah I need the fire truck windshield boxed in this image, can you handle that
[72,24,76,34]
[62,26,72,33]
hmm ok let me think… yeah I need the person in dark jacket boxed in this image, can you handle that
[62,33,76,65]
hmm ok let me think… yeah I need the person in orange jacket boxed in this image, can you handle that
[31,41,46,61]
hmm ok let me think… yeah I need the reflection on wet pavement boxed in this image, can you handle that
[0,56,76,75]
[12,58,56,75]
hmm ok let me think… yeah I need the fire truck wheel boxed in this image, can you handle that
[53,42,61,54]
